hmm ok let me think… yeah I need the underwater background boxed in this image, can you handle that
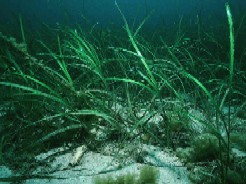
[0,0,246,29]
[0,0,246,184]
[1,0,246,61]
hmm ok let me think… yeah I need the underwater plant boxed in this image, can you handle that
[94,166,159,184]
[0,2,245,184]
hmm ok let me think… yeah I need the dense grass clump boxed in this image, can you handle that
[94,166,159,184]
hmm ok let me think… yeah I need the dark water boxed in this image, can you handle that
[1,0,246,57]
[0,1,245,59]
[1,0,246,30]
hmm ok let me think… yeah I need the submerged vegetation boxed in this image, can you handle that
[94,166,159,184]
[0,2,245,184]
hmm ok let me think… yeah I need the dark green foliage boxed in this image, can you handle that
[231,133,246,152]
[94,174,136,184]
[123,174,137,184]
[191,133,221,162]
[138,166,159,184]
[0,3,245,184]
[226,169,244,184]
[0,30,118,172]
[94,176,116,184]
[94,166,159,184]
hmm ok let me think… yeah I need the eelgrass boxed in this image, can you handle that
[65,29,109,90]
[0,3,245,183]
[224,2,235,182]
[19,14,27,51]
[0,25,119,171]
[171,3,237,183]
[114,1,159,95]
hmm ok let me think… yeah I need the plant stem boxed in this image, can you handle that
[225,2,235,182]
